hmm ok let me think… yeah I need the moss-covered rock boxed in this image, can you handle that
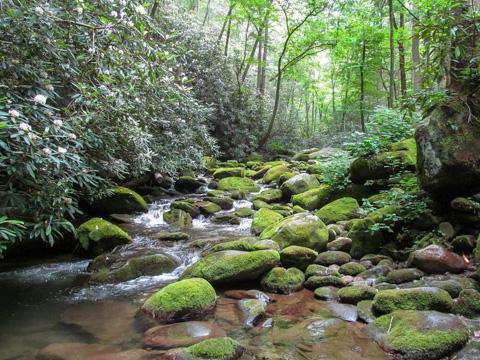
[206,237,278,254]
[142,278,217,322]
[175,176,205,193]
[280,173,320,199]
[315,197,360,224]
[316,251,351,266]
[305,264,340,278]
[326,237,352,252]
[182,250,280,285]
[453,289,480,317]
[357,300,376,323]
[337,285,377,304]
[305,275,345,289]
[234,207,254,218]
[213,167,245,179]
[211,213,241,225]
[291,185,333,211]
[163,209,193,228]
[259,213,329,251]
[90,186,148,215]
[262,164,290,184]
[185,337,244,360]
[348,218,384,259]
[252,189,283,203]
[314,286,339,301]
[368,310,470,360]
[261,267,305,294]
[196,201,222,215]
[203,196,235,210]
[280,246,318,271]
[251,208,283,235]
[372,287,453,315]
[217,177,260,193]
[339,262,366,276]
[171,200,201,217]
[385,268,424,284]
[252,199,273,210]
[77,218,131,256]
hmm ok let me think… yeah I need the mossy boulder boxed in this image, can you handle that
[234,207,254,218]
[316,251,351,266]
[211,213,241,225]
[314,286,339,301]
[175,176,205,193]
[261,267,305,294]
[326,237,352,252]
[182,250,280,285]
[252,199,273,210]
[163,209,193,228]
[197,201,222,215]
[385,268,424,284]
[280,173,320,199]
[305,275,345,289]
[205,237,278,254]
[262,164,290,184]
[348,218,384,259]
[368,310,470,360]
[315,197,360,224]
[171,200,201,217]
[212,167,245,179]
[305,264,340,278]
[217,177,260,193]
[183,337,244,360]
[252,189,283,203]
[279,246,318,271]
[203,196,235,210]
[77,218,131,256]
[259,213,329,251]
[142,278,217,322]
[372,287,453,315]
[337,285,377,304]
[339,262,366,276]
[90,186,148,214]
[291,185,333,211]
[251,208,283,235]
[453,289,480,317]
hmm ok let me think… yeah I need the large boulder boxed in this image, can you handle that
[77,218,131,256]
[217,177,260,193]
[280,173,320,199]
[279,246,318,270]
[350,138,416,184]
[182,250,280,285]
[416,107,480,199]
[291,185,334,211]
[259,213,329,251]
[212,167,245,179]
[315,197,360,224]
[175,176,205,193]
[261,267,305,294]
[90,186,148,214]
[252,189,283,203]
[142,278,217,322]
[251,208,283,235]
[163,337,244,360]
[163,209,193,228]
[262,164,290,184]
[368,310,470,360]
[408,244,469,274]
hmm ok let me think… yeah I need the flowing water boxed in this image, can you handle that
[0,181,387,360]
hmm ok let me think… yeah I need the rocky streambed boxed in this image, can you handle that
[2,149,480,360]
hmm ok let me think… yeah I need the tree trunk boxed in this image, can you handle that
[260,23,268,96]
[398,12,407,99]
[388,0,396,108]
[360,39,366,132]
[241,36,259,82]
[202,0,211,26]
[224,16,232,58]
[258,71,282,148]
[411,5,421,90]
[217,4,234,43]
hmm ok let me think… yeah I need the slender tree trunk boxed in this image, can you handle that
[411,5,421,90]
[331,67,336,118]
[260,23,268,96]
[224,16,232,58]
[398,12,407,99]
[388,0,396,107]
[217,4,234,43]
[360,39,366,132]
[258,70,282,147]
[257,34,263,92]
[202,0,211,26]
[241,36,259,82]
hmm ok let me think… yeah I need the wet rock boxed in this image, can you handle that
[210,213,241,225]
[360,254,392,265]
[109,213,136,224]
[337,285,377,304]
[261,267,305,294]
[305,275,345,290]
[182,250,280,285]
[253,189,283,203]
[142,278,217,323]
[280,246,318,271]
[368,310,470,360]
[162,337,244,360]
[357,300,376,323]
[77,218,131,256]
[409,244,469,274]
[197,201,222,215]
[36,343,117,360]
[326,237,352,252]
[91,349,163,360]
[89,186,148,215]
[325,302,358,322]
[233,207,253,218]
[205,237,278,254]
[203,196,234,210]
[426,276,479,297]
[453,289,480,317]
[238,298,267,327]
[143,321,226,349]
[251,208,283,235]
[372,287,453,315]
[174,176,205,193]
[358,265,393,280]
[224,289,271,303]
[163,209,193,228]
[291,185,334,210]
[316,251,351,266]
[217,177,260,193]
[314,286,338,301]
[385,268,424,284]
[171,200,201,217]
[259,213,329,251]
[150,231,189,241]
[280,173,320,199]
[315,197,360,225]
[339,262,367,276]
[456,340,480,360]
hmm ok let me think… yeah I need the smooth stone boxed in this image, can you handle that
[409,244,469,274]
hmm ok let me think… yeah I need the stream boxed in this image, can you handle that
[0,180,388,360]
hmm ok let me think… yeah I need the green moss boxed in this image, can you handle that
[348,218,384,259]
[206,237,276,254]
[339,262,366,276]
[372,287,453,315]
[207,190,226,196]
[291,185,333,210]
[78,217,131,255]
[251,208,283,235]
[252,199,273,210]
[252,188,283,203]
[261,267,305,294]
[217,177,260,193]
[262,164,290,184]
[315,197,359,224]
[163,209,193,227]
[91,186,148,214]
[197,201,222,215]
[213,167,245,179]
[280,246,318,271]
[187,337,243,359]
[337,285,376,304]
[142,278,217,322]
[259,213,329,251]
[305,275,345,289]
[453,289,480,317]
[292,205,305,214]
[204,196,234,210]
[234,207,254,217]
[171,200,200,217]
[182,250,280,285]
[316,251,351,266]
[371,310,470,360]
[305,264,340,278]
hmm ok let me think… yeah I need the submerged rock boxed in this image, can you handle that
[238,298,267,327]
[36,343,117,360]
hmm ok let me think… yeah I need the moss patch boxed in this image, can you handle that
[217,177,260,193]
[280,246,318,271]
[315,197,359,224]
[337,285,376,304]
[187,337,243,359]
[77,217,131,256]
[252,208,283,235]
[339,262,366,276]
[90,186,148,214]
[291,185,333,211]
[261,267,305,294]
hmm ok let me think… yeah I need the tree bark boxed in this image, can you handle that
[411,5,421,90]
[360,39,366,132]
[388,0,396,108]
[398,12,407,99]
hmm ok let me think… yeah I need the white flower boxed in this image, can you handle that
[30,134,39,141]
[68,133,77,140]
[45,84,54,91]
[42,147,51,156]
[75,7,83,15]
[57,146,67,154]
[34,6,44,16]
[33,94,47,105]
[8,109,19,118]
[19,122,31,131]
[135,5,147,15]
[53,119,63,127]
[110,10,118,17]
[11,59,20,64]
[127,20,134,27]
